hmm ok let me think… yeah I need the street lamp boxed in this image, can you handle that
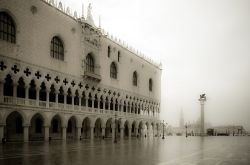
[162,120,165,139]
[185,123,188,138]
[114,113,117,143]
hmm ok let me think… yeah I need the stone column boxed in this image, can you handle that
[200,101,205,136]
[108,100,110,110]
[152,125,155,137]
[0,124,4,142]
[199,95,206,136]
[46,89,50,108]
[23,125,29,142]
[25,85,29,105]
[13,82,17,97]
[120,127,124,140]
[0,80,4,103]
[90,126,94,140]
[157,126,160,137]
[102,101,105,110]
[101,127,105,138]
[135,127,138,137]
[55,91,59,108]
[128,127,132,139]
[97,98,100,109]
[86,96,89,108]
[36,87,40,106]
[76,127,81,140]
[111,122,115,140]
[63,94,67,109]
[72,94,75,110]
[92,98,94,109]
[62,127,67,141]
[121,104,124,113]
[44,126,50,141]
[113,102,115,111]
[79,96,82,110]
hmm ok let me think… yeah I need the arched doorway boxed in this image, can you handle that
[105,118,112,138]
[82,117,91,139]
[30,113,44,141]
[138,121,144,137]
[4,74,13,96]
[50,115,62,140]
[5,111,24,141]
[67,116,77,140]
[17,77,25,98]
[94,118,102,138]
[124,121,129,138]
[131,121,136,137]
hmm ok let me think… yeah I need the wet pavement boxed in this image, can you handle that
[0,136,250,165]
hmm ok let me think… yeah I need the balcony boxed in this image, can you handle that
[83,65,101,82]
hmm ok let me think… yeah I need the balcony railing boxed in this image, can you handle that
[2,96,156,119]
[39,101,46,107]
[83,64,101,82]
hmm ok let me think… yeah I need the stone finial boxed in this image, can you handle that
[66,7,70,15]
[58,1,63,10]
[74,11,78,18]
[99,15,101,28]
[81,3,85,20]
[86,3,96,27]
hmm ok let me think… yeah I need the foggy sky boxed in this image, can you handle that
[61,0,250,130]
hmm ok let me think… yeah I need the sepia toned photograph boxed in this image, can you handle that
[0,0,249,164]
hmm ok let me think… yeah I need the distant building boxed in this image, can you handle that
[207,125,246,136]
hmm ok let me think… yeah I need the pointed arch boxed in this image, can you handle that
[86,53,94,73]
[110,62,117,79]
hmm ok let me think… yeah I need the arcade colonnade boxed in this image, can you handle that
[0,110,160,142]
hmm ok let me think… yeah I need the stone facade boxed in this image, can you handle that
[0,0,162,142]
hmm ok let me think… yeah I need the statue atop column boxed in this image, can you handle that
[199,94,206,101]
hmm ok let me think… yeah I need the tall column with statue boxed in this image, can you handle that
[199,94,206,136]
